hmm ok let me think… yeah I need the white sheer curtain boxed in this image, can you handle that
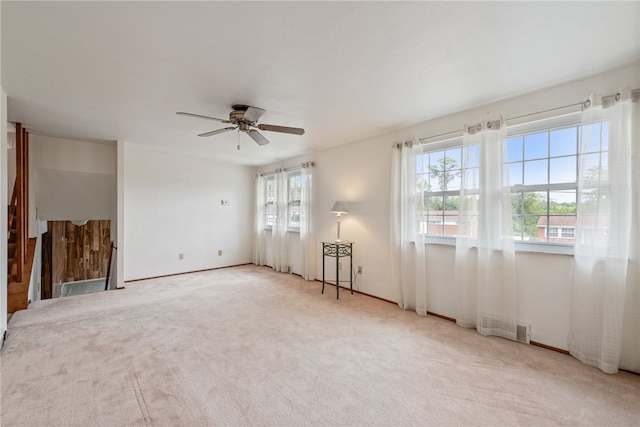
[253,174,268,266]
[299,164,316,280]
[454,117,518,340]
[271,169,289,272]
[569,87,640,374]
[391,141,428,315]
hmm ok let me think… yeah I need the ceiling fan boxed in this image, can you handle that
[177,104,305,146]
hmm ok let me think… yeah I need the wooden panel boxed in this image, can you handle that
[49,220,111,296]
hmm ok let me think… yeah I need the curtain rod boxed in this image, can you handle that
[417,88,640,145]
[260,161,315,177]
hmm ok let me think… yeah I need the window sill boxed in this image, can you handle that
[419,236,574,256]
[263,227,301,234]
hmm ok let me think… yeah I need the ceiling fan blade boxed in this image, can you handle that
[177,112,231,123]
[247,129,270,145]
[257,124,305,135]
[243,106,266,123]
[198,127,237,137]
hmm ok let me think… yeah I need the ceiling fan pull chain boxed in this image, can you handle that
[237,130,241,151]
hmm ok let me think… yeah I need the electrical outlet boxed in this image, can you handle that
[218,250,222,256]
[287,265,292,274]
[178,253,184,260]
[358,266,363,274]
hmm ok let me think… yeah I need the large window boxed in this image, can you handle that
[263,171,303,230]
[287,171,302,229]
[417,114,608,251]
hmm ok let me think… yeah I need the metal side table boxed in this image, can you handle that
[321,241,353,299]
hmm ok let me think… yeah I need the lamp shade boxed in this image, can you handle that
[330,201,348,214]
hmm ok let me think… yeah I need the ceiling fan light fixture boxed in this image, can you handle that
[178,104,305,146]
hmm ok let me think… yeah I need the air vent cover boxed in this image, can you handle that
[516,322,531,344]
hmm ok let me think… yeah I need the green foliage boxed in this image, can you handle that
[429,157,460,190]
[427,195,459,211]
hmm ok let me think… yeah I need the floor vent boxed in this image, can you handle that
[517,322,531,344]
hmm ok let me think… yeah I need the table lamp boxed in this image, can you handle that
[330,201,349,242]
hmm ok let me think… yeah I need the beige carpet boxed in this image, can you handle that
[1,265,639,426]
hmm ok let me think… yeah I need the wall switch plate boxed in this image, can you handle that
[221,200,230,205]
[358,266,363,274]
[218,250,222,256]
[178,253,184,260]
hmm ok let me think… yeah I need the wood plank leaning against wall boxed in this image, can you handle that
[47,220,111,298]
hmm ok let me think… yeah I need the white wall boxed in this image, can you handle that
[124,144,254,281]
[276,63,638,351]
[32,135,116,222]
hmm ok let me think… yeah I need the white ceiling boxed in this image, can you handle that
[2,1,639,166]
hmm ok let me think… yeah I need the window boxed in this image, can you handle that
[507,125,579,244]
[417,114,608,252]
[561,227,575,238]
[264,176,275,228]
[416,144,462,237]
[287,171,302,229]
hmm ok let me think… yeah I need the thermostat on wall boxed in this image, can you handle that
[221,200,230,206]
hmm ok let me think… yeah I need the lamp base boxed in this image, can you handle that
[334,238,343,243]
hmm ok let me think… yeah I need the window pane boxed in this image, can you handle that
[416,153,429,174]
[507,137,523,162]
[601,122,609,151]
[522,191,547,215]
[447,170,462,191]
[444,195,459,212]
[525,215,543,241]
[463,145,480,168]
[430,150,444,168]
[266,203,276,226]
[265,178,275,202]
[507,162,523,186]
[550,127,577,157]
[427,195,444,212]
[512,214,524,240]
[462,167,479,190]
[445,147,462,166]
[580,153,606,179]
[288,204,300,228]
[580,122,602,153]
[524,132,548,160]
[288,174,301,201]
[550,190,576,214]
[549,156,576,184]
[417,174,429,193]
[429,151,461,191]
[524,159,548,185]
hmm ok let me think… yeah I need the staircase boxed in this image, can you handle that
[7,122,34,314]
[8,187,17,282]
